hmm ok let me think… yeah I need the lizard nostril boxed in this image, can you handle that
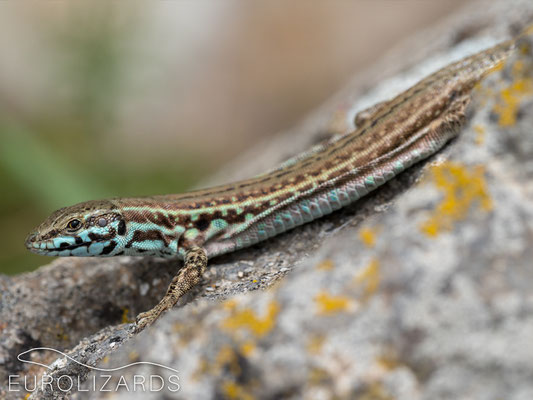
[25,233,37,245]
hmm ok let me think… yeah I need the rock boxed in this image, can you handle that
[1,1,532,399]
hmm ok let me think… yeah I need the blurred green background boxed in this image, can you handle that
[0,2,466,275]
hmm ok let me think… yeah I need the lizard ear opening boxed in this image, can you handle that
[117,219,126,236]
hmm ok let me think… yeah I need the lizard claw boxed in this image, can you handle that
[134,310,157,333]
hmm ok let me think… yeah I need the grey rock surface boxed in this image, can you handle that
[1,1,532,399]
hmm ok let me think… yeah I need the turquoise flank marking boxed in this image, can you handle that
[191,214,199,222]
[245,213,255,222]
[328,190,338,203]
[365,176,375,186]
[206,218,229,240]
[235,207,244,214]
[394,160,404,171]
[128,221,177,235]
[58,250,71,257]
[270,200,277,206]
[128,239,165,252]
[184,228,199,240]
[212,218,229,229]
[273,214,284,232]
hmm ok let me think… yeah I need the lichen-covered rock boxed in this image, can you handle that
[1,1,532,399]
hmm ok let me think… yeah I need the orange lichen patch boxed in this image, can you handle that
[216,346,243,376]
[223,299,239,311]
[239,341,256,356]
[493,60,533,127]
[486,59,506,75]
[316,259,335,270]
[128,351,139,362]
[121,307,133,324]
[376,350,401,371]
[315,291,352,315]
[358,382,394,400]
[222,301,280,338]
[473,124,486,145]
[421,162,492,237]
[308,367,330,385]
[171,321,200,346]
[355,258,380,299]
[306,335,325,355]
[473,83,495,107]
[24,394,31,400]
[359,226,378,248]
[221,381,254,400]
[54,327,69,342]
[192,358,210,381]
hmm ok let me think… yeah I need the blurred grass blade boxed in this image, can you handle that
[0,121,109,210]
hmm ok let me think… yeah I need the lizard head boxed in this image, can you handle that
[25,199,127,257]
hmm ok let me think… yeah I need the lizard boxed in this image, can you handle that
[25,28,527,332]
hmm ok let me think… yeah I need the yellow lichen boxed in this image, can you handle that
[308,367,330,385]
[355,258,380,299]
[421,162,492,237]
[128,351,139,362]
[315,291,352,315]
[376,351,401,371]
[224,299,239,310]
[216,346,242,376]
[359,226,377,248]
[222,301,279,337]
[492,60,533,126]
[221,381,254,400]
[316,259,334,270]
[121,307,133,324]
[239,341,256,356]
[306,335,325,355]
[358,382,394,400]
[473,124,486,145]
[191,358,210,381]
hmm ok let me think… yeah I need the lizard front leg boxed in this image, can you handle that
[135,247,208,332]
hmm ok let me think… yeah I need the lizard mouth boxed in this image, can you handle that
[25,233,86,254]
[25,231,119,257]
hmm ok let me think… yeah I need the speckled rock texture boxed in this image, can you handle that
[1,1,533,399]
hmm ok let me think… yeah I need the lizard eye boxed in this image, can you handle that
[66,219,82,231]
